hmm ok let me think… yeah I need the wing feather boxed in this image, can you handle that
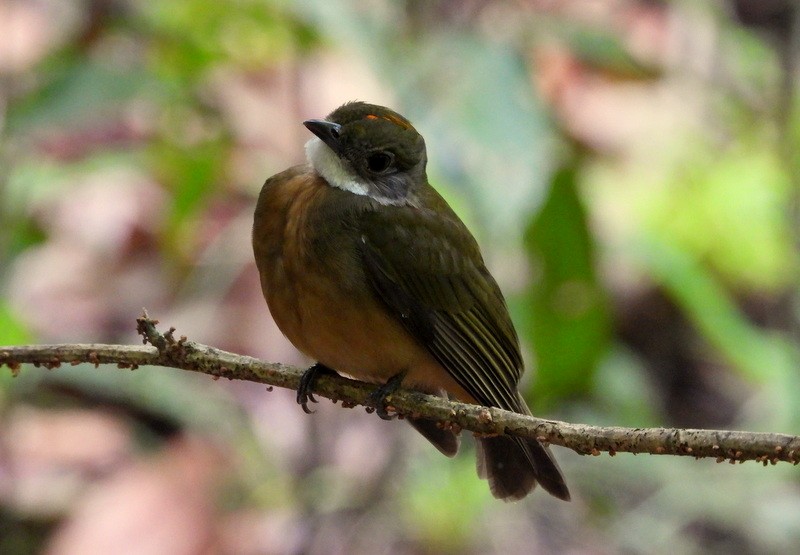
[359,205,524,411]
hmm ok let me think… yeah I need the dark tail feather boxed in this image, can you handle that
[409,388,569,501]
[527,439,571,501]
[476,435,570,501]
[407,416,460,457]
[476,391,570,501]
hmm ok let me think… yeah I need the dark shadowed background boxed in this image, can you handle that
[1,1,799,553]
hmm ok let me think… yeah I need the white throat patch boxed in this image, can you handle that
[305,137,370,197]
[304,137,410,206]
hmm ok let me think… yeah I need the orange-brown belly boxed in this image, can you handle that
[253,167,473,401]
[265,257,408,377]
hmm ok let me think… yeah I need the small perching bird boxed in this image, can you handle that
[252,101,569,501]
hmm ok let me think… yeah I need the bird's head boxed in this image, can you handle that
[304,101,428,205]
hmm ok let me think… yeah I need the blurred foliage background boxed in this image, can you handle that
[1,0,799,553]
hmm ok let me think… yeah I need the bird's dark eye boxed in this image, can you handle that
[366,152,393,173]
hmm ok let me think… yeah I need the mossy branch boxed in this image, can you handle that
[0,313,798,466]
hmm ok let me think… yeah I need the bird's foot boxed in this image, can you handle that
[297,363,336,413]
[367,372,406,420]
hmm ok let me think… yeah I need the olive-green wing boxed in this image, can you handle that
[359,205,523,411]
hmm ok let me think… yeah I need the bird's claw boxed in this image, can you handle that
[367,372,406,420]
[297,363,335,413]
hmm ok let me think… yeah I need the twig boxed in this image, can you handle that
[0,314,797,466]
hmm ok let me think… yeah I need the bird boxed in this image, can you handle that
[252,101,569,501]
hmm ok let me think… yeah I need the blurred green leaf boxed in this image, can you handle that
[645,142,794,291]
[556,22,660,79]
[635,235,800,428]
[523,164,611,408]
[591,348,661,427]
[151,137,228,233]
[139,0,319,80]
[0,213,46,264]
[0,302,32,345]
[7,56,152,134]
[395,33,555,240]
[403,449,488,552]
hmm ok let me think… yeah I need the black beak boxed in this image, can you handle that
[303,119,343,155]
